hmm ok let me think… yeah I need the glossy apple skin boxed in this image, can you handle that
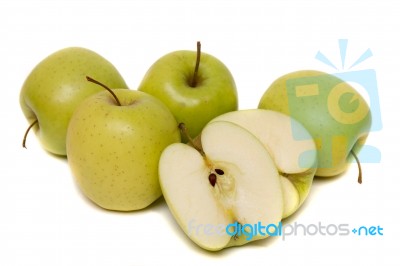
[138,50,238,140]
[20,47,128,155]
[67,89,181,211]
[259,70,371,177]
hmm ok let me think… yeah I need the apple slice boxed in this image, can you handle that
[211,109,317,218]
[159,121,283,251]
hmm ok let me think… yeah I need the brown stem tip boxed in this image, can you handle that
[22,119,38,149]
[351,150,363,184]
[86,76,121,106]
[190,41,201,87]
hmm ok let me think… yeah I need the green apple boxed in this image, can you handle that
[138,42,238,141]
[258,70,371,181]
[20,47,128,155]
[159,121,283,251]
[211,109,317,218]
[66,80,181,211]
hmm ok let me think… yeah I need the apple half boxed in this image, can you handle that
[159,121,283,251]
[211,109,317,218]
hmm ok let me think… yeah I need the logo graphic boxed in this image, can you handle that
[187,219,384,241]
[286,39,381,167]
[315,39,382,133]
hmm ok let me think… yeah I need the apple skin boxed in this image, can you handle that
[20,47,128,155]
[66,89,181,211]
[258,70,371,177]
[138,50,238,140]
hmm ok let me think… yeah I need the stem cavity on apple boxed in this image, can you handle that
[22,119,38,148]
[190,41,201,88]
[350,150,363,184]
[86,76,122,106]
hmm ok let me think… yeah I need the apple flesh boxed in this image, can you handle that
[159,121,283,251]
[211,109,317,218]
[258,70,371,178]
[138,44,238,141]
[67,89,181,211]
[20,47,128,155]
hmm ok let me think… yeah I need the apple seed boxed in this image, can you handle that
[215,168,224,175]
[208,173,217,187]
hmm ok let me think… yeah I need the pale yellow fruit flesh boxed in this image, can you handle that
[211,109,317,218]
[159,121,283,251]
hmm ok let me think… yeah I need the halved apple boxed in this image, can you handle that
[159,121,283,251]
[211,109,317,218]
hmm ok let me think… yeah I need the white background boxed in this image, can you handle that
[1,0,398,265]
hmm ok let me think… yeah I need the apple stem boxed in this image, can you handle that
[350,150,362,184]
[86,76,122,106]
[190,41,201,87]
[22,119,38,149]
[178,123,205,157]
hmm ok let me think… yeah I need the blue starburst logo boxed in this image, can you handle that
[286,39,382,166]
[316,39,373,71]
[315,39,382,163]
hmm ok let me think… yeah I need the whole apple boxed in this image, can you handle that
[20,47,128,155]
[259,70,371,180]
[138,42,238,140]
[67,83,181,211]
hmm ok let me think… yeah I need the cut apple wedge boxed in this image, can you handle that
[211,109,317,218]
[159,121,283,251]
